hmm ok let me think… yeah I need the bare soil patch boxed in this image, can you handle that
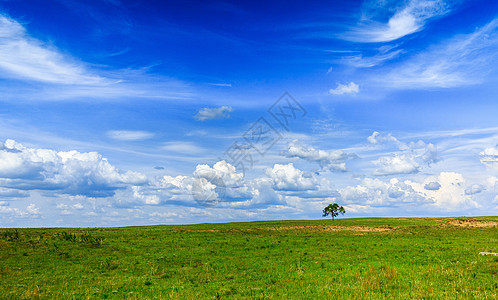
[256,225,395,232]
[444,219,498,228]
[479,252,498,256]
[187,225,396,233]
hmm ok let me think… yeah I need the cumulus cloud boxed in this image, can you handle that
[0,139,147,198]
[194,106,233,121]
[191,161,245,205]
[374,154,419,175]
[124,175,194,207]
[194,160,243,187]
[26,203,40,215]
[410,172,478,210]
[266,163,317,191]
[480,145,498,169]
[464,184,485,195]
[107,130,154,141]
[339,172,478,211]
[284,140,356,172]
[0,203,41,218]
[329,82,359,95]
[124,161,266,208]
[424,181,441,191]
[368,132,439,175]
[368,131,408,149]
[343,0,452,42]
[339,177,429,207]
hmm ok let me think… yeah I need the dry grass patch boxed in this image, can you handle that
[255,225,395,232]
[444,219,498,228]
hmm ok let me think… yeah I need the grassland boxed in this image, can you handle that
[1,217,497,299]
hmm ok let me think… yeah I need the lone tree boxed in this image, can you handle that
[323,203,346,221]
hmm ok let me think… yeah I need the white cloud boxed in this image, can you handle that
[343,0,452,42]
[480,145,498,169]
[0,139,147,197]
[72,203,84,210]
[162,141,205,154]
[118,160,252,208]
[0,14,193,101]
[424,181,441,191]
[266,163,317,191]
[0,14,106,85]
[465,184,485,195]
[190,161,245,205]
[127,161,257,208]
[131,185,161,205]
[56,203,68,210]
[190,177,219,205]
[339,172,478,212]
[194,160,243,187]
[26,203,40,215]
[107,130,154,141]
[329,82,359,95]
[194,106,233,121]
[0,203,40,218]
[368,131,408,149]
[339,177,429,207]
[208,83,232,87]
[342,48,404,68]
[374,154,419,175]
[284,140,356,172]
[0,187,29,198]
[132,175,193,206]
[409,172,478,210]
[368,132,439,175]
[382,18,498,88]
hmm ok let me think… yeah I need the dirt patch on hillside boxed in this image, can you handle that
[257,225,395,232]
[186,225,396,233]
[444,219,498,228]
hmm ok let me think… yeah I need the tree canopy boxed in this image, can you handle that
[322,203,346,221]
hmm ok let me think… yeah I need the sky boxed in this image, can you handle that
[1,0,498,227]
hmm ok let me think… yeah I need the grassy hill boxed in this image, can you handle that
[1,217,497,299]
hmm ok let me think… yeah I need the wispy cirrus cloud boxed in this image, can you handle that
[380,17,498,88]
[208,83,232,87]
[107,130,155,141]
[162,141,205,154]
[0,13,193,101]
[341,46,404,68]
[342,0,453,43]
[0,14,107,85]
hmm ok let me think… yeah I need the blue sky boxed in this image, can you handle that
[1,0,498,227]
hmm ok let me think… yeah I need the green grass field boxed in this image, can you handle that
[1,217,497,299]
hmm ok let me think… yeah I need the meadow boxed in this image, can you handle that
[1,216,497,299]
